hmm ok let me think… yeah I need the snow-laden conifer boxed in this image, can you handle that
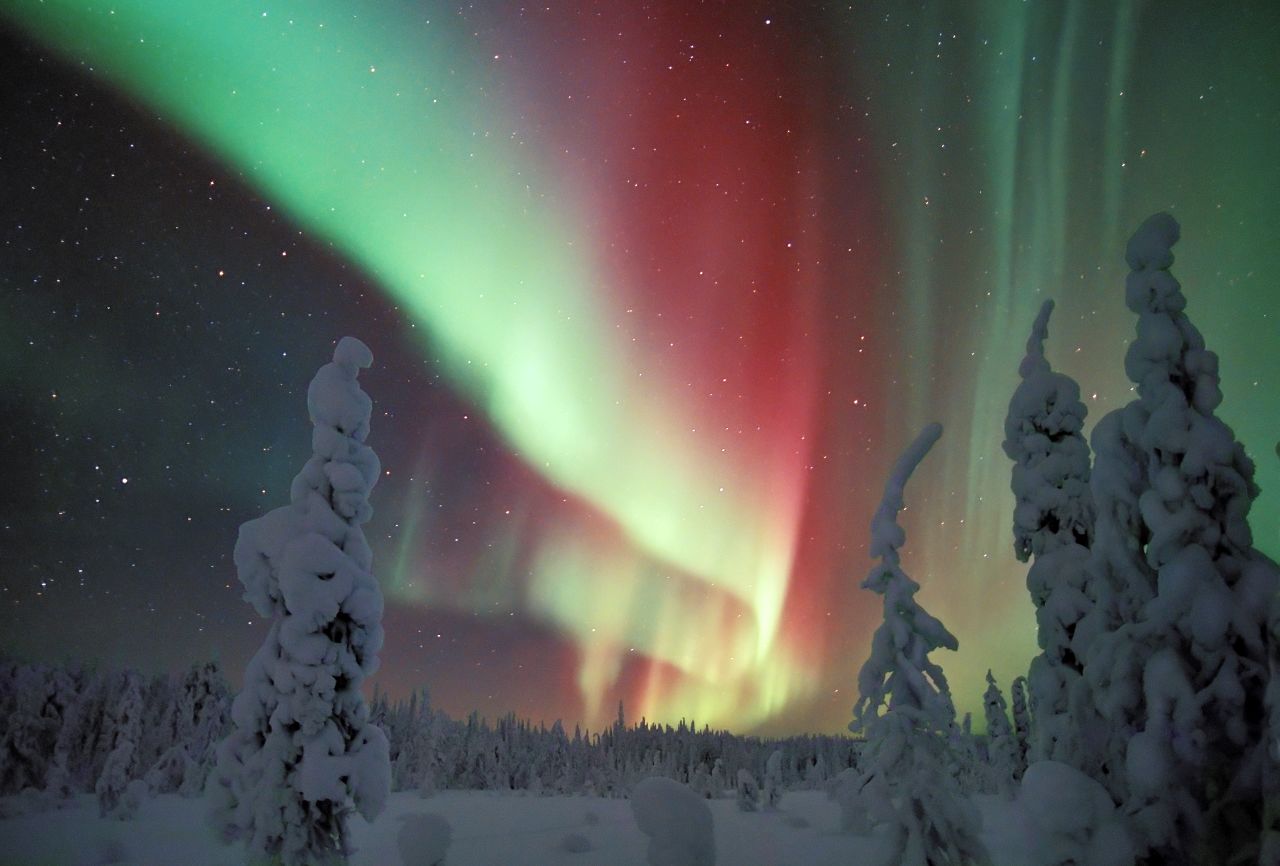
[1003,299,1095,561]
[981,671,1018,798]
[763,749,784,810]
[1009,675,1031,779]
[209,337,390,865]
[847,423,987,865]
[96,671,144,818]
[1082,214,1278,863]
[1002,299,1098,767]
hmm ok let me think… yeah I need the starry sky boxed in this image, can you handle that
[1,1,1277,737]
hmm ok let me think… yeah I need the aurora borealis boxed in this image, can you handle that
[1,1,1277,736]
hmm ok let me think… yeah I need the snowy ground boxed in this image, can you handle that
[0,788,1034,866]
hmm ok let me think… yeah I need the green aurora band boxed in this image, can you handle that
[5,0,1276,732]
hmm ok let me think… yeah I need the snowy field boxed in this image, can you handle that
[0,787,1038,866]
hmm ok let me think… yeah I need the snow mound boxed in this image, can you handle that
[1017,761,1134,866]
[396,811,451,866]
[561,831,592,853]
[631,776,716,866]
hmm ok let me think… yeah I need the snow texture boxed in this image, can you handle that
[631,776,715,866]
[209,336,390,866]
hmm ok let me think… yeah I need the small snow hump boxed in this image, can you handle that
[334,335,374,371]
[631,776,716,866]
[396,812,452,866]
[1124,212,1180,271]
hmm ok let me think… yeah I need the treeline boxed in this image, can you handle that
[370,692,861,798]
[0,657,862,813]
[0,658,228,814]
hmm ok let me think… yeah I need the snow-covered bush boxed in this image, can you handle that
[829,767,872,835]
[735,768,759,812]
[710,758,726,797]
[631,776,715,866]
[396,812,452,866]
[849,423,987,866]
[209,337,391,865]
[145,744,193,795]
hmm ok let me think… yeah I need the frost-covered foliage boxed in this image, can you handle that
[631,776,715,866]
[1079,214,1278,863]
[1018,761,1135,866]
[849,423,986,865]
[735,768,759,812]
[209,337,390,866]
[981,671,1018,797]
[96,672,143,819]
[1002,300,1098,767]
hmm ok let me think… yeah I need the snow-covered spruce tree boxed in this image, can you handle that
[1081,214,1278,864]
[178,661,230,797]
[0,664,73,797]
[1261,597,1280,861]
[846,423,987,865]
[1002,299,1099,768]
[209,337,390,866]
[763,748,784,809]
[981,671,1018,798]
[1009,675,1031,779]
[45,669,87,801]
[96,670,144,818]
[1004,299,1096,560]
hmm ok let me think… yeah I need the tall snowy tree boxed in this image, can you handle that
[209,337,390,866]
[96,671,144,818]
[1002,299,1099,767]
[1008,675,1031,778]
[981,671,1018,798]
[1081,214,1278,864]
[0,664,72,796]
[846,423,987,866]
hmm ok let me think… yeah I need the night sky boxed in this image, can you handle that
[1,1,1277,737]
